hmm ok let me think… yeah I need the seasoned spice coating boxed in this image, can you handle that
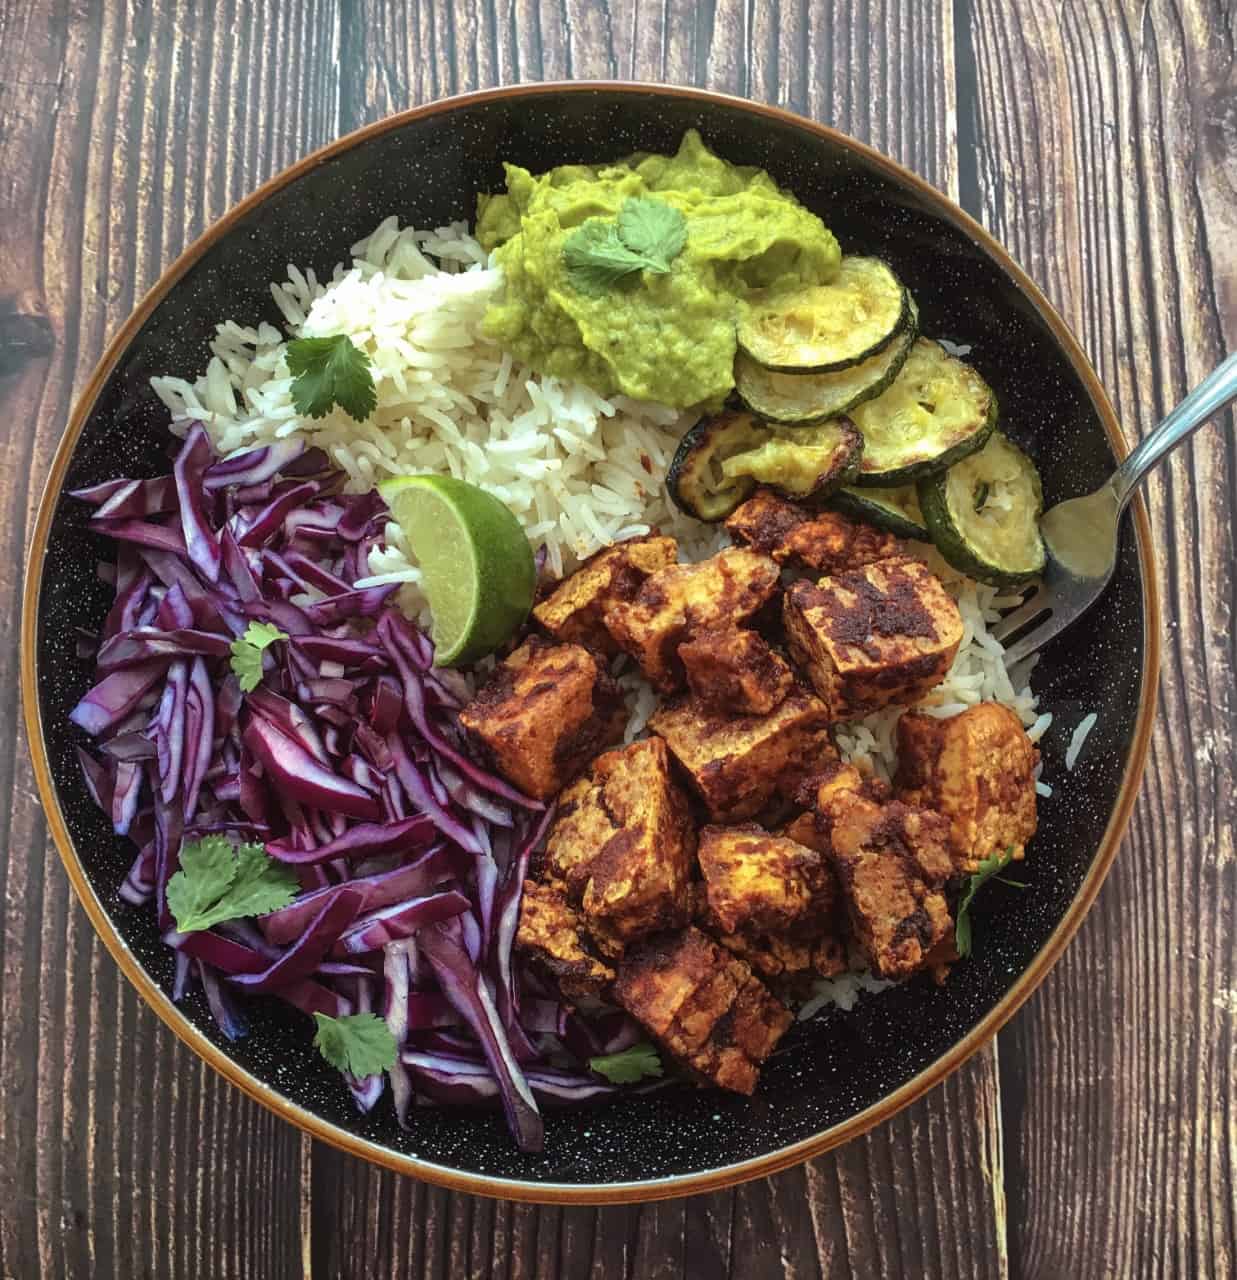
[649,685,836,822]
[678,626,794,715]
[459,637,626,799]
[726,489,903,574]
[614,927,792,1093]
[515,880,616,998]
[532,534,678,654]
[783,557,963,720]
[828,796,955,980]
[542,737,696,945]
[895,703,1038,871]
[603,546,780,691]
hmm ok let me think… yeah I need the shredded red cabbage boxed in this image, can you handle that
[69,427,629,1153]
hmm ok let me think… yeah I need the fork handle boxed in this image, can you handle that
[1114,350,1237,509]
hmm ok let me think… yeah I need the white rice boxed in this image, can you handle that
[151,217,714,614]
[1065,712,1098,771]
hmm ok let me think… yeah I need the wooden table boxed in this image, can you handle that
[1,2,1232,1276]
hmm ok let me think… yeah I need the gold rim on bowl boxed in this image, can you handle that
[20,80,1161,1205]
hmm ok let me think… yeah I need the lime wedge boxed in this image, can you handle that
[378,474,536,667]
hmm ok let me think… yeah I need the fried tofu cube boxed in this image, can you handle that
[726,490,903,574]
[784,762,892,852]
[515,880,616,998]
[895,704,1039,871]
[614,927,792,1093]
[828,797,955,980]
[783,557,963,720]
[532,534,678,654]
[715,928,848,983]
[603,547,780,691]
[678,627,794,715]
[459,638,626,800]
[698,823,836,937]
[649,686,836,822]
[542,738,696,944]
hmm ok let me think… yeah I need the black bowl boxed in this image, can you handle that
[22,83,1159,1202]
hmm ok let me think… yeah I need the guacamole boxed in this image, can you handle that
[477,131,841,409]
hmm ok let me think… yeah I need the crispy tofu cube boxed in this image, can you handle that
[515,880,615,998]
[459,638,626,800]
[649,686,836,822]
[726,490,903,574]
[698,823,836,937]
[783,557,963,720]
[542,738,697,944]
[784,762,892,852]
[895,704,1039,871]
[614,927,792,1094]
[678,626,794,715]
[603,547,780,691]
[532,534,678,654]
[828,797,955,980]
[714,928,848,982]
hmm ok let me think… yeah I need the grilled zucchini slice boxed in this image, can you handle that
[666,411,863,522]
[828,484,929,541]
[737,257,909,373]
[850,338,996,486]
[734,317,918,427]
[721,418,863,501]
[666,410,767,521]
[918,432,1046,587]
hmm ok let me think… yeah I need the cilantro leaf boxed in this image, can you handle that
[286,333,376,422]
[955,846,1025,958]
[166,836,299,934]
[588,1041,664,1084]
[563,197,688,296]
[617,197,687,270]
[312,1012,398,1077]
[229,621,288,692]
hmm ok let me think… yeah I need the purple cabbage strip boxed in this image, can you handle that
[162,928,268,975]
[417,923,544,1153]
[95,627,231,672]
[382,941,416,1128]
[198,961,250,1040]
[264,814,434,867]
[331,891,471,956]
[174,424,223,581]
[243,716,381,821]
[385,731,484,854]
[401,1051,615,1109]
[226,887,364,994]
[236,481,320,548]
[70,660,168,736]
[203,439,306,491]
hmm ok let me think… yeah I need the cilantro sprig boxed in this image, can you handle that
[166,836,299,934]
[954,847,1027,958]
[564,197,688,296]
[312,1012,398,1078]
[588,1041,664,1085]
[229,620,289,693]
[286,333,377,422]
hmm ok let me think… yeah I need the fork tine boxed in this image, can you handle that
[1001,616,1067,667]
[990,586,1052,643]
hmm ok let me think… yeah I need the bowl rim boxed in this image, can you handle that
[20,79,1161,1205]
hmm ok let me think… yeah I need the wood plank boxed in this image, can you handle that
[965,1,1236,1275]
[0,1,342,1276]
[306,7,1010,1279]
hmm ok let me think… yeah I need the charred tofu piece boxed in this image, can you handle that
[614,927,792,1094]
[603,547,780,691]
[698,823,836,937]
[515,880,615,998]
[726,490,903,574]
[542,738,696,944]
[895,704,1039,871]
[828,797,955,980]
[714,928,848,983]
[678,627,794,715]
[459,638,626,800]
[784,762,892,853]
[783,557,963,720]
[649,686,836,822]
[532,534,678,653]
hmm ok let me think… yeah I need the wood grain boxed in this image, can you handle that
[964,2,1236,1276]
[0,1,1230,1277]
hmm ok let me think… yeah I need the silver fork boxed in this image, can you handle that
[993,351,1237,666]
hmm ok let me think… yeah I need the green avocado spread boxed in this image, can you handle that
[476,130,841,409]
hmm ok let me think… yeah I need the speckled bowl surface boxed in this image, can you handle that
[22,83,1158,1203]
